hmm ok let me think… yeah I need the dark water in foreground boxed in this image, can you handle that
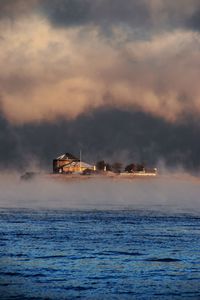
[0,210,200,299]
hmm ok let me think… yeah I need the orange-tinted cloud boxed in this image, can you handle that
[0,13,200,124]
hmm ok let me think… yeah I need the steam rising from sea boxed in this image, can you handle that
[1,172,200,214]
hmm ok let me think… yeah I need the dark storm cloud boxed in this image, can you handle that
[1,109,198,172]
[1,0,200,33]
[39,0,200,34]
[41,0,92,27]
[187,9,200,31]
[0,114,24,169]
[41,0,149,30]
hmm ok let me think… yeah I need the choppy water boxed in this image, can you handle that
[0,209,200,299]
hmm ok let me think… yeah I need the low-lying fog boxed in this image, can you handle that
[0,171,200,214]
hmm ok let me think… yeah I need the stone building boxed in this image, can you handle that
[53,153,95,173]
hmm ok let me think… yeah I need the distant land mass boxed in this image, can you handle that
[21,151,157,181]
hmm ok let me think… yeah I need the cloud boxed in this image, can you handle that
[0,114,24,169]
[187,9,200,32]
[41,0,200,33]
[0,1,200,125]
[0,0,39,20]
[0,14,200,124]
[0,1,200,171]
[1,0,200,35]
[41,0,93,27]
[0,108,198,172]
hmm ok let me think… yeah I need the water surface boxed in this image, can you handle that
[0,210,200,299]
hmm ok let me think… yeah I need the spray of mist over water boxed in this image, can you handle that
[0,171,200,214]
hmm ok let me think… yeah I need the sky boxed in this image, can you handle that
[0,0,200,171]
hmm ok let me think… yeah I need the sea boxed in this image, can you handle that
[0,209,200,300]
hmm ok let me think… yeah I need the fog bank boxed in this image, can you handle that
[0,173,200,214]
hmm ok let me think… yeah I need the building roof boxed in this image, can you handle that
[56,153,78,161]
